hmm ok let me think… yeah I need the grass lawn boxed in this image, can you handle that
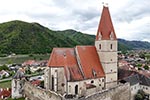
[0,54,50,64]
[0,80,11,88]
[7,97,25,100]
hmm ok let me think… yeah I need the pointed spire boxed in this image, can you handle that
[96,6,117,40]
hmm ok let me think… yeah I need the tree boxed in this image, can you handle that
[135,90,146,100]
[135,94,143,100]
[0,65,9,71]
[144,65,149,70]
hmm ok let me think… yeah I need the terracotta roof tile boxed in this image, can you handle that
[76,46,105,79]
[48,47,105,81]
[47,48,83,81]
[0,89,11,99]
[96,6,117,40]
[31,80,41,86]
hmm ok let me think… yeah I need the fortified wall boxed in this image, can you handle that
[23,82,62,100]
[79,83,131,100]
[23,82,131,100]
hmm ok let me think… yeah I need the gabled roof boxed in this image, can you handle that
[0,89,11,99]
[123,74,140,86]
[76,46,105,79]
[47,48,83,81]
[47,47,105,81]
[96,6,117,40]
[118,70,150,86]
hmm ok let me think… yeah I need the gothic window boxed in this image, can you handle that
[52,75,54,90]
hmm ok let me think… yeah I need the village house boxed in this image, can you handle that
[0,70,9,79]
[0,88,11,99]
[44,5,118,98]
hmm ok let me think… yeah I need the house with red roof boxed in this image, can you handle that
[0,88,11,99]
[44,5,118,97]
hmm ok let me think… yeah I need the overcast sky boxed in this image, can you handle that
[0,0,150,42]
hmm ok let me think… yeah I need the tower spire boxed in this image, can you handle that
[96,6,117,40]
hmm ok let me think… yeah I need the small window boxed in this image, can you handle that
[111,69,113,72]
[146,87,148,90]
[61,83,65,87]
[110,44,113,49]
[99,79,101,82]
[99,84,101,86]
[99,44,101,49]
[91,80,94,83]
[102,79,104,82]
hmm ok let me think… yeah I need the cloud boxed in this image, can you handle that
[0,0,149,42]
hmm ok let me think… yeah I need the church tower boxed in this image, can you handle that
[95,6,118,89]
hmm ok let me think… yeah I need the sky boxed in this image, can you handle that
[0,0,150,42]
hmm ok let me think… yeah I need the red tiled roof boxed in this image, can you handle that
[0,89,11,99]
[86,84,96,89]
[22,60,35,66]
[76,46,105,79]
[31,80,41,86]
[47,47,105,81]
[96,6,117,40]
[47,48,83,81]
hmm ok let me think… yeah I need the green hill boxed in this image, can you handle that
[0,20,79,54]
[0,20,150,54]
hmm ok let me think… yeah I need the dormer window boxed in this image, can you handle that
[98,32,102,40]
[110,31,114,40]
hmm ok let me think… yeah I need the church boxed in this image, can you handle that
[44,5,118,97]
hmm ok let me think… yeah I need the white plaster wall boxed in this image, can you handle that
[44,67,50,90]
[11,79,23,99]
[67,77,105,96]
[98,52,117,63]
[101,63,117,74]
[140,85,150,94]
[50,67,66,94]
[105,73,117,83]
[95,40,117,51]
[95,40,118,89]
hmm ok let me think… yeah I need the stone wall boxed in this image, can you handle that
[79,83,131,100]
[24,82,131,100]
[23,82,62,100]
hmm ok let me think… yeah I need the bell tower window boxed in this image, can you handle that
[99,44,101,49]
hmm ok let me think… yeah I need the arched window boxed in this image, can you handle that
[75,85,78,94]
[110,44,113,49]
[52,75,54,90]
